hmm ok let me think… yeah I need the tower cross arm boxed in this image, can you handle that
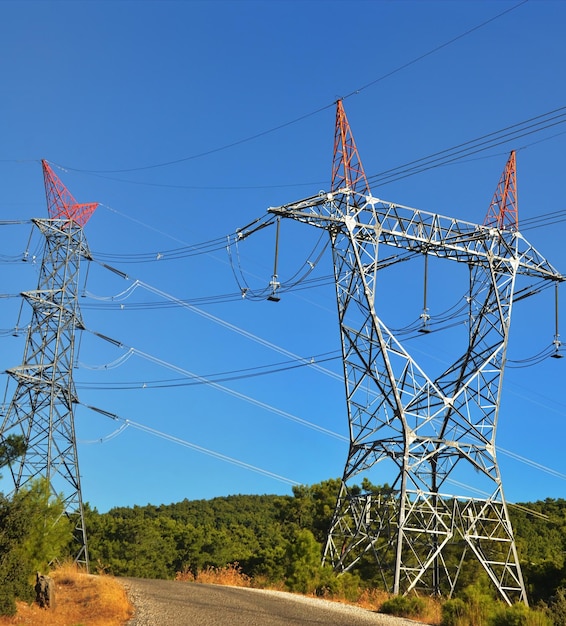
[268,190,564,283]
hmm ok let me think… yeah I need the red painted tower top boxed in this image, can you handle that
[331,100,371,196]
[42,160,98,227]
[484,150,518,231]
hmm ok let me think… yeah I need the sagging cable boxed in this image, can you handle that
[82,403,300,486]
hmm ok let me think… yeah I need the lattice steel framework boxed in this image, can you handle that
[268,102,564,604]
[484,150,518,231]
[0,161,97,568]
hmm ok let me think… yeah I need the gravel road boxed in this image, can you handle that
[121,578,428,626]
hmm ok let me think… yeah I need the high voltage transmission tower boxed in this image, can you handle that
[0,161,97,569]
[268,100,564,604]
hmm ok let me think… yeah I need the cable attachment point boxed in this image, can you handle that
[418,252,431,333]
[551,282,563,358]
[267,276,280,302]
[418,308,431,334]
[551,335,563,359]
[267,217,281,303]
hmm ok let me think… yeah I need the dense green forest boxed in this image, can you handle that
[3,471,566,623]
[86,479,341,582]
[85,479,566,605]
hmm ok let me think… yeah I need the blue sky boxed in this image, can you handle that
[1,0,566,513]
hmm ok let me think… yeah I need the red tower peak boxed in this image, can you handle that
[42,160,98,227]
[331,100,371,196]
[484,150,518,231]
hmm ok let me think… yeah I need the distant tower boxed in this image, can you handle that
[1,161,97,568]
[268,101,564,604]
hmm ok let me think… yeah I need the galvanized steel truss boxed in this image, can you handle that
[1,218,90,568]
[1,161,96,569]
[269,188,563,604]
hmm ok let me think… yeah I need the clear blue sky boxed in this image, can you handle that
[1,0,565,512]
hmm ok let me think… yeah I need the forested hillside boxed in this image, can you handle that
[86,479,341,583]
[509,498,566,604]
[86,479,566,605]
[2,474,565,622]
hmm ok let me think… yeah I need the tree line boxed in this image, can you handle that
[2,465,566,623]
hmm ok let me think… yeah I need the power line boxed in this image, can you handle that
[76,351,342,390]
[88,266,346,384]
[52,1,528,175]
[342,0,529,101]
[76,386,566,496]
[366,107,566,187]
[48,106,566,193]
[81,113,566,270]
[86,327,347,442]
[81,404,302,487]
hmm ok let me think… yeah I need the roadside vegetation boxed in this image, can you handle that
[2,467,566,625]
[0,563,131,626]
[85,478,566,625]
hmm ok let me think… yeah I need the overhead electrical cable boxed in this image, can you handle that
[445,478,550,520]
[81,133,566,274]
[52,0,528,175]
[88,198,566,270]
[498,447,566,481]
[366,109,566,187]
[88,253,559,368]
[86,327,347,442]
[75,386,565,498]
[46,106,566,192]
[90,212,276,264]
[341,0,529,100]
[78,422,130,445]
[76,351,342,390]
[81,400,565,500]
[78,349,135,371]
[82,404,301,486]
[92,260,345,383]
[228,226,331,301]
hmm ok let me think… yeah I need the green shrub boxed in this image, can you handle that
[0,496,34,615]
[546,587,566,626]
[460,582,498,625]
[380,594,426,618]
[490,602,530,626]
[315,568,362,602]
[489,602,553,626]
[284,529,323,594]
[442,597,468,626]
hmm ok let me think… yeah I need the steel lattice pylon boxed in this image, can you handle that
[1,161,97,569]
[268,102,564,604]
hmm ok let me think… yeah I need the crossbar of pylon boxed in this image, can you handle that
[42,160,98,227]
[484,151,518,231]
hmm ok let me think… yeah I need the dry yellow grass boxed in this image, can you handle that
[0,563,133,626]
[176,562,251,587]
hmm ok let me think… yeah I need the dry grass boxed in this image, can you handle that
[416,598,442,625]
[0,563,133,626]
[176,562,251,587]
